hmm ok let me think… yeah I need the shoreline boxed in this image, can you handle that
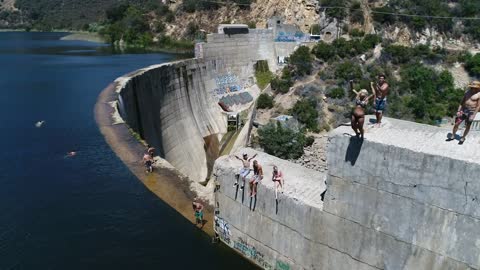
[94,73,215,236]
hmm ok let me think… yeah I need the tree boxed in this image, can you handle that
[465,53,480,77]
[291,99,319,131]
[319,0,347,20]
[257,94,274,109]
[312,41,335,61]
[258,122,306,159]
[288,46,313,76]
[335,61,363,81]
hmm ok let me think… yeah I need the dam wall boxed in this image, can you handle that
[117,28,300,184]
[117,59,229,183]
[214,117,479,269]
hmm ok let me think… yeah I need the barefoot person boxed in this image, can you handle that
[147,145,155,158]
[272,165,284,199]
[234,153,257,189]
[371,74,389,126]
[350,80,374,138]
[249,160,263,197]
[143,153,154,173]
[192,199,204,226]
[447,81,480,144]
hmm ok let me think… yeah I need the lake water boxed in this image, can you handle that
[0,32,254,270]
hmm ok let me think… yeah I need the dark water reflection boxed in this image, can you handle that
[0,32,254,270]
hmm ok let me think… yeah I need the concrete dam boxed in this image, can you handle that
[106,25,480,269]
[214,117,480,270]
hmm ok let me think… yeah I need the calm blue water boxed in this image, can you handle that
[0,32,253,270]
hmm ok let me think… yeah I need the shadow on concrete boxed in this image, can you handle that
[345,136,364,166]
[249,195,257,211]
[234,184,239,200]
[275,199,279,214]
[241,184,245,203]
[445,132,461,142]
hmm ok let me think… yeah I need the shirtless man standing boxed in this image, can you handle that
[234,153,257,189]
[249,160,263,197]
[371,74,389,127]
[447,81,480,144]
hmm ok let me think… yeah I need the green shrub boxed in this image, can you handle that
[350,1,364,24]
[320,0,347,20]
[257,94,274,109]
[335,61,363,81]
[271,77,292,94]
[291,99,319,131]
[384,45,413,64]
[327,87,346,99]
[465,53,480,77]
[312,41,335,61]
[258,122,306,159]
[305,136,315,147]
[255,60,273,89]
[350,29,365,37]
[288,46,313,76]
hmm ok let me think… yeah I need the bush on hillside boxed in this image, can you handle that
[291,99,319,132]
[327,87,346,99]
[256,94,274,109]
[288,46,313,76]
[312,41,335,61]
[465,53,480,77]
[335,61,363,81]
[258,122,306,159]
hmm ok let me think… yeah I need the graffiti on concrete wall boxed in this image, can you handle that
[214,216,232,245]
[275,31,308,42]
[275,260,290,270]
[234,237,273,269]
[213,73,243,97]
[219,92,253,107]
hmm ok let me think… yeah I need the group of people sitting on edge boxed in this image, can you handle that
[350,74,389,139]
[234,153,284,199]
[142,145,155,173]
[351,74,480,144]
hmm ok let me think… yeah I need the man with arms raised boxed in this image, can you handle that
[234,153,257,189]
[371,74,389,127]
[447,81,480,144]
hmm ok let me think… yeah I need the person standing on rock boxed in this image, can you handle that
[249,160,263,197]
[234,153,257,189]
[192,199,204,227]
[371,74,389,127]
[447,81,480,144]
[350,80,374,138]
[272,165,284,199]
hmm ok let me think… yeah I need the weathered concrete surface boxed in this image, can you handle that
[327,116,480,269]
[214,117,479,269]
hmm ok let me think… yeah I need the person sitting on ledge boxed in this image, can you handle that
[234,153,257,190]
[371,74,389,127]
[350,80,374,139]
[147,145,155,158]
[272,165,284,199]
[249,160,263,197]
[447,81,480,144]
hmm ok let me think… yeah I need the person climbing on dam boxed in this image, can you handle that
[249,160,263,197]
[350,80,374,139]
[371,74,389,127]
[192,199,204,227]
[234,153,257,189]
[447,81,480,144]
[147,145,155,158]
[143,152,154,173]
[272,165,284,199]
